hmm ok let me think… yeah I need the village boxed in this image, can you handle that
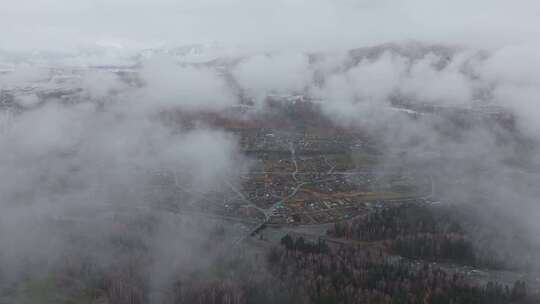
[145,121,433,226]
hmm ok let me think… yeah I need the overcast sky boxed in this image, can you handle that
[2,0,540,52]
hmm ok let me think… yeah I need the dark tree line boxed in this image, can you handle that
[328,204,461,241]
[327,204,508,268]
[265,238,528,304]
[6,210,532,304]
[136,234,530,304]
[392,234,476,264]
[280,234,330,255]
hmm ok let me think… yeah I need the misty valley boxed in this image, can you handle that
[2,39,540,304]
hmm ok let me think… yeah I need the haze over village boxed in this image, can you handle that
[1,1,540,303]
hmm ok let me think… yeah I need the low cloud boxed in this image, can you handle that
[233,52,313,104]
[135,55,237,112]
[0,65,248,291]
